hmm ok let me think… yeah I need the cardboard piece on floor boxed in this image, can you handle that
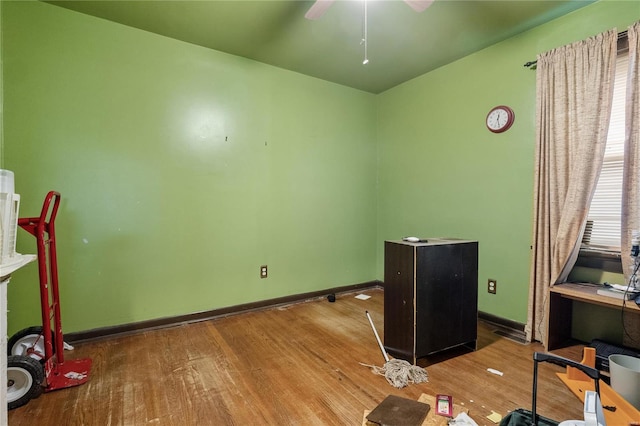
[366,395,431,426]
[417,394,470,426]
[362,410,372,426]
[486,410,502,423]
[363,394,471,426]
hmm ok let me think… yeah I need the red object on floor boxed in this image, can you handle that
[18,191,91,392]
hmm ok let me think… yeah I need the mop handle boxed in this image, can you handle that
[366,311,389,363]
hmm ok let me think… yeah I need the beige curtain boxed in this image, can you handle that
[622,22,640,346]
[623,23,640,282]
[527,30,618,344]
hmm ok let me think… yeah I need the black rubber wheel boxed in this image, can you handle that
[8,326,55,362]
[7,355,45,410]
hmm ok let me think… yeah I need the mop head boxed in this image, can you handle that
[367,358,429,389]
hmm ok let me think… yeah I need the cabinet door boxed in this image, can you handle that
[415,242,478,357]
[383,242,415,361]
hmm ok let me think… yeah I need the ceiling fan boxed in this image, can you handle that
[305,0,435,20]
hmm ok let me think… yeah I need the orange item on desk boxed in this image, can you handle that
[556,347,640,425]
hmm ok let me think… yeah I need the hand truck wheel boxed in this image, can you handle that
[7,326,55,363]
[7,355,44,410]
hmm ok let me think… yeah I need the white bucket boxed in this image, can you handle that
[609,354,640,410]
[0,169,19,265]
[0,170,14,194]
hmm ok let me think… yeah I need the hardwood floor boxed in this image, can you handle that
[8,288,587,425]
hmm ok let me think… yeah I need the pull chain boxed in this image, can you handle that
[362,0,369,65]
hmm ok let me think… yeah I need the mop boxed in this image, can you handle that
[362,311,428,389]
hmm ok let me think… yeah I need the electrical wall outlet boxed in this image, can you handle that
[260,265,268,279]
[488,279,497,294]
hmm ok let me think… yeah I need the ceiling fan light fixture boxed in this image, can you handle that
[304,0,335,20]
[404,0,435,13]
[305,0,435,20]
[305,0,433,65]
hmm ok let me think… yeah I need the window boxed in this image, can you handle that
[582,50,628,253]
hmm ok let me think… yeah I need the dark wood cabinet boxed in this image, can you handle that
[384,239,478,364]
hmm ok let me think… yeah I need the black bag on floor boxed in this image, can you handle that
[499,352,600,426]
[500,408,558,426]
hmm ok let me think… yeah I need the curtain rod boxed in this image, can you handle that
[523,30,629,69]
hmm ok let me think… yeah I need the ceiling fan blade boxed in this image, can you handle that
[305,0,336,20]
[403,0,435,13]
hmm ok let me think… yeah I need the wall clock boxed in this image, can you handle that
[486,105,515,133]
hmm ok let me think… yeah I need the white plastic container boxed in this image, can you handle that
[0,169,20,266]
[0,170,14,194]
[609,354,640,410]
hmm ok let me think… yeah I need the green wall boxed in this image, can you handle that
[3,0,639,337]
[376,0,640,324]
[2,1,377,334]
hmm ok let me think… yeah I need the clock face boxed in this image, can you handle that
[486,106,515,133]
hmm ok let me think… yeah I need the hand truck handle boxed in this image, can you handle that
[17,191,60,237]
[38,191,61,226]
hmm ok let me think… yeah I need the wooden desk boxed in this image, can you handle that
[546,283,640,351]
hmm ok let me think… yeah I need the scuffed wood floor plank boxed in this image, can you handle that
[8,288,586,425]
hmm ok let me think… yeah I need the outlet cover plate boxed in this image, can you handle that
[488,279,497,294]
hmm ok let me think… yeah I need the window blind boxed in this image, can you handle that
[584,52,628,251]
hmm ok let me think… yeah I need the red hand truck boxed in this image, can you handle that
[7,191,91,410]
